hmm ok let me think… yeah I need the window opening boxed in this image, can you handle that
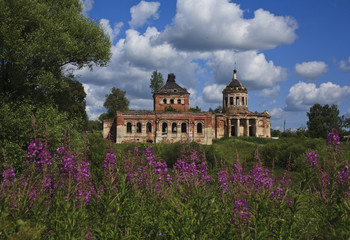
[136,122,142,133]
[146,122,152,133]
[178,99,181,104]
[181,123,187,133]
[162,122,168,133]
[172,123,177,133]
[127,122,132,133]
[236,97,239,105]
[197,123,203,133]
[170,99,174,104]
[230,97,233,105]
[163,99,167,104]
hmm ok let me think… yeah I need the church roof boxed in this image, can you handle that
[223,69,247,93]
[156,73,190,95]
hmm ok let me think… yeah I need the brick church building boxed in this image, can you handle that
[103,69,271,145]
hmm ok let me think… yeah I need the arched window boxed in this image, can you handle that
[146,122,152,133]
[170,99,174,104]
[127,122,132,133]
[225,97,228,107]
[172,123,177,133]
[181,123,187,133]
[162,122,168,133]
[163,99,167,104]
[177,99,181,104]
[236,97,239,105]
[136,122,142,133]
[230,97,233,105]
[197,123,203,133]
[242,97,245,105]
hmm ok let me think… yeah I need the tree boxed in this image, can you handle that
[101,87,129,120]
[307,104,343,138]
[0,0,111,113]
[149,70,164,94]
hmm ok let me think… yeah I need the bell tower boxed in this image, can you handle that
[222,69,248,114]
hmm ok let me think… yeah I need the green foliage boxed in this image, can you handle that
[189,106,201,112]
[307,104,344,138]
[0,100,84,172]
[164,105,177,112]
[101,87,129,120]
[0,0,111,110]
[209,106,223,113]
[149,70,164,94]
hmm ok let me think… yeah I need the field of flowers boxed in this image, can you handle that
[0,128,349,239]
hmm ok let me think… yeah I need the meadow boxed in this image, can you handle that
[0,127,349,239]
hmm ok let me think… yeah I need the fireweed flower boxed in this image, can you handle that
[26,140,52,169]
[337,166,349,185]
[306,151,318,168]
[217,170,230,192]
[230,199,250,226]
[326,130,342,154]
[1,167,16,188]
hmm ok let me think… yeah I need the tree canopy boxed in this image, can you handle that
[100,87,129,120]
[307,104,344,138]
[149,70,164,94]
[0,0,111,121]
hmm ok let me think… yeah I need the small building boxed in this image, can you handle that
[103,69,271,144]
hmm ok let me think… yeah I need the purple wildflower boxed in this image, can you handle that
[1,167,16,187]
[230,199,250,226]
[306,151,318,168]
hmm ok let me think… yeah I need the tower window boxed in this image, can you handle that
[230,97,233,105]
[225,97,228,107]
[177,99,181,104]
[197,123,203,133]
[181,123,187,133]
[127,122,132,133]
[242,97,245,105]
[163,99,167,104]
[170,99,174,104]
[236,97,239,105]
[136,122,142,133]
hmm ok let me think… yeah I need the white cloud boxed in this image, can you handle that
[285,81,350,111]
[339,57,350,71]
[202,84,225,103]
[207,50,287,90]
[76,26,201,119]
[80,0,94,14]
[270,107,286,119]
[159,0,298,51]
[100,19,123,42]
[295,61,328,81]
[129,1,160,28]
[257,85,280,98]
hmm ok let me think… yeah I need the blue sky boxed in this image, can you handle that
[77,0,350,131]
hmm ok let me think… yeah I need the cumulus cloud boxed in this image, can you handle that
[207,50,287,90]
[159,0,298,51]
[129,1,160,28]
[100,19,123,42]
[339,57,350,71]
[285,81,350,111]
[202,84,225,103]
[295,61,328,81]
[80,0,94,14]
[257,85,280,98]
[270,107,286,119]
[76,26,200,119]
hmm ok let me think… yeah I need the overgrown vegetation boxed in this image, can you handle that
[1,126,349,239]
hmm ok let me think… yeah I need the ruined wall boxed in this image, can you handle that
[115,111,213,144]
